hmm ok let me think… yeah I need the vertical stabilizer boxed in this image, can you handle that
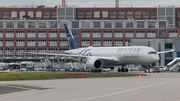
[64,24,79,50]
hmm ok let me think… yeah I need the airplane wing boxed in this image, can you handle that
[21,52,119,62]
[157,45,175,54]
[44,51,71,54]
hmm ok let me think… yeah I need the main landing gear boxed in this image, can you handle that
[117,67,128,73]
[91,69,101,73]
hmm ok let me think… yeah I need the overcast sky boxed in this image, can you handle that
[0,0,179,7]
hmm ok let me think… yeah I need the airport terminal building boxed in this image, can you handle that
[0,5,180,66]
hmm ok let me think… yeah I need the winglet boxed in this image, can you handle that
[64,24,79,50]
[172,45,175,51]
[157,45,175,54]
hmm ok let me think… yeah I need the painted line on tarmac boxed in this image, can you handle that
[66,79,180,101]
[0,84,38,97]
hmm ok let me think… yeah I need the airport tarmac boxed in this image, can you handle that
[0,72,180,101]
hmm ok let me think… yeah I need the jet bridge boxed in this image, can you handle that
[166,58,180,71]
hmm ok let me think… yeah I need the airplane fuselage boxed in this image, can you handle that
[67,46,159,66]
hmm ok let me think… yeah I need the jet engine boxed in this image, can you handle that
[86,58,103,70]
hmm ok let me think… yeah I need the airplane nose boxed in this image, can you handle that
[152,55,159,62]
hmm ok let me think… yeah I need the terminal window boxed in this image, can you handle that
[81,31,90,38]
[60,40,68,46]
[151,11,157,17]
[102,11,108,18]
[19,11,25,18]
[3,11,9,18]
[49,40,57,46]
[39,21,46,28]
[81,40,90,46]
[78,11,84,18]
[11,11,17,17]
[136,31,145,38]
[110,11,116,18]
[114,31,123,38]
[137,21,144,28]
[93,21,101,28]
[92,40,101,46]
[17,21,25,28]
[92,31,101,38]
[28,21,36,28]
[86,11,92,18]
[114,40,123,46]
[16,40,25,46]
[27,40,36,46]
[38,31,47,38]
[169,31,178,38]
[0,31,3,38]
[135,11,141,17]
[5,40,14,46]
[0,21,3,28]
[115,21,123,28]
[103,40,112,46]
[126,21,133,28]
[127,11,133,17]
[143,11,149,17]
[7,21,14,28]
[0,49,3,57]
[94,11,100,18]
[50,21,57,28]
[147,31,156,37]
[44,11,50,18]
[104,21,112,28]
[51,11,57,18]
[36,11,42,17]
[28,11,34,17]
[60,31,66,38]
[49,31,57,38]
[118,11,125,17]
[0,40,3,46]
[103,31,112,38]
[38,40,47,46]
[5,31,14,38]
[125,31,134,38]
[27,49,36,57]
[27,31,36,38]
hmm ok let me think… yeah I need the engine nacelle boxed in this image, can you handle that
[141,63,156,69]
[86,58,103,70]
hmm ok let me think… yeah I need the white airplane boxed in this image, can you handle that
[8,24,175,73]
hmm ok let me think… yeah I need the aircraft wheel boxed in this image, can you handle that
[121,67,125,72]
[126,68,128,72]
[91,70,94,73]
[98,69,101,73]
[117,68,121,72]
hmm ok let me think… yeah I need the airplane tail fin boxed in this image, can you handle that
[64,24,79,50]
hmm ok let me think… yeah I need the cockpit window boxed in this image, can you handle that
[148,51,157,54]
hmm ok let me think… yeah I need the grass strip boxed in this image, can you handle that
[0,72,146,81]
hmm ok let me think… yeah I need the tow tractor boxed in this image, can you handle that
[152,67,162,73]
